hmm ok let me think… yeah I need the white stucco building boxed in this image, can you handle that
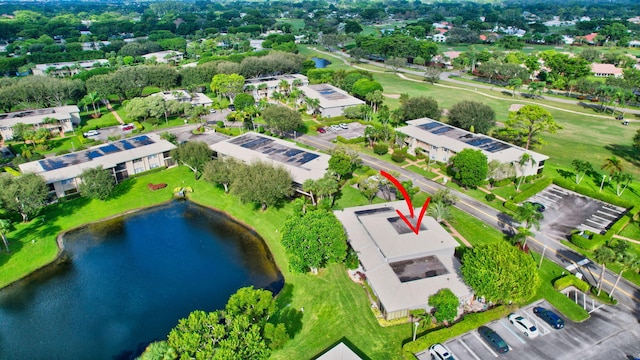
[0,106,80,140]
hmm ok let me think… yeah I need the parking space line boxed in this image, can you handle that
[472,332,498,357]
[500,320,526,344]
[458,339,482,360]
[528,316,551,335]
[596,210,618,218]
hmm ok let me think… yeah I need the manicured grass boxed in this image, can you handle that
[620,221,640,240]
[406,164,439,180]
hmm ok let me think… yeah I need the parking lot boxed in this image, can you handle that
[316,121,365,141]
[416,300,640,360]
[527,184,627,241]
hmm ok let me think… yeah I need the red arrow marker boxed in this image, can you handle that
[380,170,431,235]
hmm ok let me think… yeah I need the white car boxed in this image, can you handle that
[428,343,455,360]
[339,123,349,129]
[83,130,99,137]
[330,125,342,131]
[508,313,539,338]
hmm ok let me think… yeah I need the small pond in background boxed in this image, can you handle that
[311,57,331,68]
[0,200,283,360]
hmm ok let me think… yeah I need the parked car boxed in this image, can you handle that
[428,343,455,360]
[533,306,564,329]
[317,127,326,134]
[209,109,217,114]
[508,313,539,338]
[339,123,349,129]
[330,125,342,131]
[478,326,509,354]
[525,201,546,212]
[83,130,99,137]
[121,124,135,131]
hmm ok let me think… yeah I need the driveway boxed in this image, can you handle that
[416,300,640,360]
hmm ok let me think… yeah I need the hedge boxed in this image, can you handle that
[606,205,638,235]
[373,143,388,155]
[552,177,633,208]
[503,200,519,214]
[3,167,20,176]
[553,274,590,293]
[511,177,553,203]
[335,135,365,144]
[402,305,514,356]
[569,230,607,251]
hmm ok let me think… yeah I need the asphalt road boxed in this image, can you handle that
[297,134,640,316]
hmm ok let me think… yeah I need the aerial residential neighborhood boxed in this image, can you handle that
[0,0,640,359]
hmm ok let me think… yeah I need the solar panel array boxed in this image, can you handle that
[418,121,512,153]
[38,135,156,171]
[228,134,320,167]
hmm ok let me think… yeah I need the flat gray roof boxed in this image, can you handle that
[397,118,549,164]
[19,133,176,183]
[334,202,471,313]
[208,132,329,185]
[0,106,79,128]
[300,84,365,109]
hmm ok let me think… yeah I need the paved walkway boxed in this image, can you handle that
[106,102,124,124]
[613,234,640,245]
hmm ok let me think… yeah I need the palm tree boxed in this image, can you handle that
[305,97,321,117]
[428,202,452,223]
[257,83,268,98]
[512,226,533,249]
[515,202,543,230]
[593,246,616,296]
[0,219,11,252]
[278,80,290,96]
[515,153,534,191]
[82,91,101,117]
[601,156,623,177]
[611,172,633,196]
[610,253,640,299]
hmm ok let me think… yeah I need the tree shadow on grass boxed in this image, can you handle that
[556,168,574,180]
[604,144,640,168]
[108,177,137,200]
[273,283,303,338]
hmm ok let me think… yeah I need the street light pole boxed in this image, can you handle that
[539,244,547,269]
[412,321,419,341]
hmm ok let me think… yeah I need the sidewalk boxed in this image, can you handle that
[106,102,124,125]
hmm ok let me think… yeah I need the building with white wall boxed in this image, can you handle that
[31,59,109,77]
[152,90,213,107]
[0,106,80,140]
[299,84,365,118]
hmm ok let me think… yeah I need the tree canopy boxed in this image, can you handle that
[281,209,348,273]
[170,141,213,179]
[461,241,540,304]
[328,147,360,180]
[210,73,245,101]
[450,148,488,188]
[495,104,560,150]
[79,166,116,200]
[0,173,48,222]
[261,105,303,136]
[399,96,441,122]
[203,157,240,193]
[428,288,459,323]
[448,101,496,134]
[230,161,293,210]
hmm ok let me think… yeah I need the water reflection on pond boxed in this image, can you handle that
[0,200,282,359]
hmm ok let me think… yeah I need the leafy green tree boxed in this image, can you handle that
[385,57,406,73]
[281,210,348,273]
[351,78,383,99]
[514,153,535,191]
[423,66,442,84]
[428,288,459,323]
[450,148,488,188]
[328,147,360,180]
[345,20,363,34]
[593,246,616,296]
[399,96,441,122]
[231,161,293,210]
[261,105,303,136]
[515,202,543,230]
[225,286,276,326]
[571,159,593,185]
[139,341,177,360]
[234,92,255,111]
[203,157,240,193]
[358,175,380,204]
[170,141,213,179]
[0,219,12,252]
[500,105,560,150]
[0,173,48,222]
[79,166,116,200]
[461,241,540,304]
[610,253,640,299]
[601,156,623,176]
[611,172,633,197]
[210,73,245,102]
[431,188,458,206]
[448,101,496,134]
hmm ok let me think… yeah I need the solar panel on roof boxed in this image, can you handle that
[284,149,302,157]
[467,138,492,146]
[100,144,119,154]
[297,153,319,164]
[418,122,442,131]
[241,137,273,149]
[354,207,394,216]
[87,150,104,160]
[132,135,154,146]
[121,140,135,150]
[485,143,510,152]
[432,126,452,134]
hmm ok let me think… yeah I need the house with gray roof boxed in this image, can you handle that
[208,132,329,188]
[334,201,473,320]
[299,84,365,118]
[397,118,548,177]
[19,133,176,199]
[0,106,80,141]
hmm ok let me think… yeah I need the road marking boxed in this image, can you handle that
[473,332,498,357]
[458,339,482,360]
[500,320,526,344]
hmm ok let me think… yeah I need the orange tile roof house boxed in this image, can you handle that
[590,63,623,78]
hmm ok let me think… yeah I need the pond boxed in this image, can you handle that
[0,200,283,360]
[311,57,331,68]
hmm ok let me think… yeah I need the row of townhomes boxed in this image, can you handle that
[0,105,81,141]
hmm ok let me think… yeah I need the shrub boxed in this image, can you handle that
[336,135,365,144]
[373,143,389,155]
[55,149,71,156]
[391,149,407,163]
[216,120,224,128]
[553,274,590,293]
[503,200,519,213]
[485,193,496,202]
[406,153,417,161]
[3,167,20,176]
[512,177,553,203]
[570,230,607,251]
[552,177,633,208]
[147,183,167,191]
